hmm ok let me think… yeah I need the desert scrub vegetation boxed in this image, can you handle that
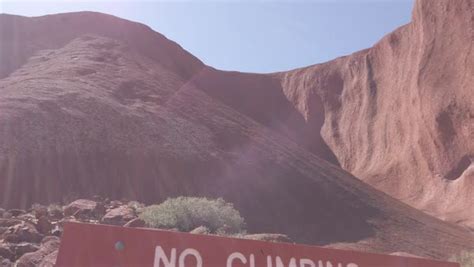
[139,197,246,235]
[450,251,474,267]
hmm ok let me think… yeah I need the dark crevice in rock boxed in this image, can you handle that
[445,155,472,180]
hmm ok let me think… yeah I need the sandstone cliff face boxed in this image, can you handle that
[277,0,474,230]
[0,0,473,260]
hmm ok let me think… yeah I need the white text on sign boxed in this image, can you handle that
[154,246,359,267]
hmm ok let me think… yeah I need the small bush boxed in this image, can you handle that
[450,251,474,267]
[139,197,246,234]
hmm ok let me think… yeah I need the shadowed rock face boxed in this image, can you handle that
[0,0,473,260]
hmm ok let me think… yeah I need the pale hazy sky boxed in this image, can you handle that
[1,0,414,73]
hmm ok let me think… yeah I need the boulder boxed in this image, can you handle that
[106,200,123,210]
[35,217,53,235]
[1,220,43,244]
[0,219,22,228]
[63,199,105,219]
[101,206,136,226]
[0,241,40,262]
[15,214,36,225]
[31,205,48,219]
[10,243,40,259]
[0,245,14,262]
[15,252,44,267]
[15,237,59,267]
[123,218,145,228]
[190,226,210,235]
[7,210,26,217]
[0,219,20,240]
[40,236,60,252]
[0,257,12,267]
[39,250,57,267]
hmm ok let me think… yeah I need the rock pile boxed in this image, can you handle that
[0,198,290,266]
[0,198,145,266]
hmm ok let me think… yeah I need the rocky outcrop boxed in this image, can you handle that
[0,246,14,262]
[0,220,42,244]
[0,198,141,265]
[63,199,105,219]
[0,198,298,266]
[15,236,59,267]
[0,257,12,267]
[274,0,474,230]
[100,206,135,226]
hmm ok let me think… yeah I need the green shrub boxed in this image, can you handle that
[450,251,474,267]
[139,197,246,234]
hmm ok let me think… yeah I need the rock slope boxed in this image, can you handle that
[0,0,473,260]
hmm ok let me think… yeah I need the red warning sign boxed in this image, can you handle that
[55,222,459,267]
